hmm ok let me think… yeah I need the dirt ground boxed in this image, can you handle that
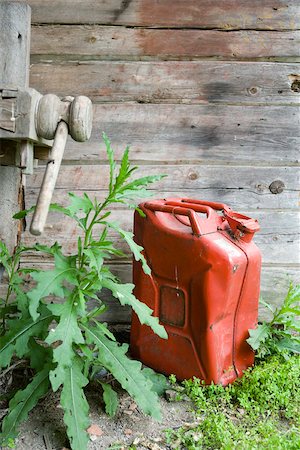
[1,378,193,450]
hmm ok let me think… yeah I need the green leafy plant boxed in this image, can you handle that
[247,283,300,359]
[0,133,167,450]
[166,354,300,449]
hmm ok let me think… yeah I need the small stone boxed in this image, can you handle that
[123,410,133,415]
[165,389,178,402]
[129,402,137,410]
[124,428,133,436]
[90,435,98,442]
[87,424,104,436]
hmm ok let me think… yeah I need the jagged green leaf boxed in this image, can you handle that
[60,357,90,450]
[0,364,51,444]
[27,338,53,371]
[99,381,119,416]
[118,175,165,198]
[103,132,116,195]
[114,146,137,189]
[13,206,35,219]
[67,192,94,216]
[276,338,300,354]
[46,297,84,390]
[106,221,150,275]
[82,323,161,419]
[247,323,271,351]
[142,367,168,396]
[27,252,77,321]
[0,241,11,274]
[102,278,167,339]
[0,307,53,368]
[83,248,104,276]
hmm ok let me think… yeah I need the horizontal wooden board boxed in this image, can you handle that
[29,61,300,105]
[1,263,297,323]
[24,187,299,212]
[26,164,299,194]
[29,104,300,164]
[20,207,300,265]
[30,26,300,61]
[18,1,300,30]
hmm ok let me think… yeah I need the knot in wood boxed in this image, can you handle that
[248,86,259,95]
[188,172,199,181]
[269,180,285,194]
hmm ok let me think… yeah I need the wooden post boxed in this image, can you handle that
[0,2,31,253]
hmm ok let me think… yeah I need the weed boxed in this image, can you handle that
[247,284,300,359]
[0,134,167,450]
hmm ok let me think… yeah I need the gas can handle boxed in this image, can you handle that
[144,202,202,236]
[180,198,231,212]
[165,200,214,218]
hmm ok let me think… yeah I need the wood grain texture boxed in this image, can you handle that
[0,2,31,87]
[0,3,30,253]
[1,264,298,322]
[25,187,299,212]
[7,0,298,322]
[27,104,300,164]
[29,61,300,105]
[30,26,300,61]
[15,1,300,30]
[26,164,299,193]
[20,205,300,265]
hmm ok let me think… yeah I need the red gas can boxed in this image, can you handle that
[130,198,261,385]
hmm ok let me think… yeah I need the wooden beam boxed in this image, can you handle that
[26,104,300,165]
[30,61,300,105]
[30,26,300,62]
[17,1,300,30]
[0,2,31,253]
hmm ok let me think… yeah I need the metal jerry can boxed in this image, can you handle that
[130,198,261,385]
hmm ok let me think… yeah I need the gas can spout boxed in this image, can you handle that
[224,210,260,242]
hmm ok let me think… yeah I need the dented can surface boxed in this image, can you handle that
[130,198,261,385]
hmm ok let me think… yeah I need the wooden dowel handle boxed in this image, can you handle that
[30,121,68,235]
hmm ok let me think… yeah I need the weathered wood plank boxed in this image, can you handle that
[20,208,300,265]
[0,3,30,253]
[30,26,300,61]
[29,104,299,164]
[16,1,300,30]
[25,187,299,212]
[29,61,300,105]
[1,263,297,322]
[0,2,31,87]
[26,164,299,194]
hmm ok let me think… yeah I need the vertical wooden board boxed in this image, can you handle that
[0,2,31,87]
[0,166,22,253]
[0,2,30,253]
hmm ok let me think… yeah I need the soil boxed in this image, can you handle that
[0,372,194,450]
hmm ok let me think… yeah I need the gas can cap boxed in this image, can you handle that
[224,210,260,242]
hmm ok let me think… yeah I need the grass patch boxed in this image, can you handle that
[166,282,300,449]
[166,355,300,449]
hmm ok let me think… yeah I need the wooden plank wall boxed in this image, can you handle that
[13,0,300,320]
